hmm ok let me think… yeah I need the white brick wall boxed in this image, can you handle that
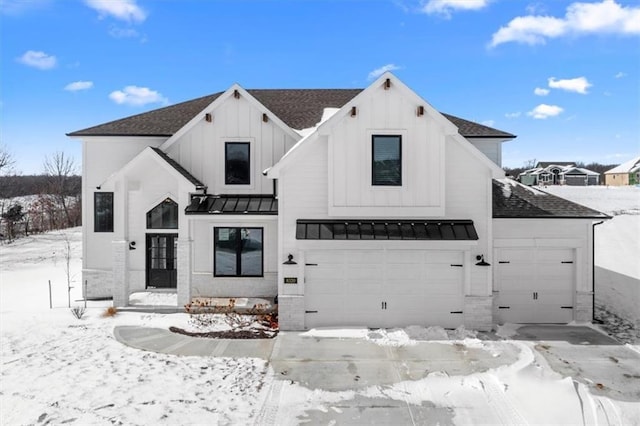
[112,241,129,307]
[177,239,192,307]
[278,295,305,330]
[464,296,493,331]
[82,269,113,299]
[575,291,594,322]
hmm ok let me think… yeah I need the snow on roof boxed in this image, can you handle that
[605,156,640,174]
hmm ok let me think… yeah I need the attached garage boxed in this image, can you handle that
[495,247,575,324]
[303,249,465,329]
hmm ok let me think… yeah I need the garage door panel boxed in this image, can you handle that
[347,265,385,280]
[304,249,465,328]
[496,247,575,324]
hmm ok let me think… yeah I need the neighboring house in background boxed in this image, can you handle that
[604,156,640,186]
[519,162,600,186]
[68,73,608,331]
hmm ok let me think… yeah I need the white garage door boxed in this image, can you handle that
[304,249,464,329]
[496,247,575,324]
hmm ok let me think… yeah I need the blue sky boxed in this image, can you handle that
[1,0,639,174]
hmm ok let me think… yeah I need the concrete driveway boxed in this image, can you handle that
[115,324,640,424]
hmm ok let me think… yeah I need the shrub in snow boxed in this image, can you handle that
[70,306,86,319]
[102,306,117,317]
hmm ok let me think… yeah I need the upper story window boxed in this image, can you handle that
[147,198,178,229]
[225,142,250,185]
[94,192,113,232]
[372,135,402,186]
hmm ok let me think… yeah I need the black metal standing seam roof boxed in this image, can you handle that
[150,148,206,189]
[296,220,479,240]
[185,195,278,215]
[492,179,610,219]
[68,89,516,139]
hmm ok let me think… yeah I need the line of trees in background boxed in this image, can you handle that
[1,148,81,242]
[503,160,619,180]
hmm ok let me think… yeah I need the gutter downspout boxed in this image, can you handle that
[592,220,605,322]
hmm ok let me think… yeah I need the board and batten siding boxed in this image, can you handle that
[81,137,167,298]
[325,85,445,217]
[277,120,494,299]
[166,95,298,195]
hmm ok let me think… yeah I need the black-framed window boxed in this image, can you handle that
[147,198,178,229]
[94,192,113,232]
[214,227,263,277]
[225,142,250,185]
[372,135,402,186]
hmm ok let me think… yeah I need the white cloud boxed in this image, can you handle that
[17,50,56,70]
[367,64,401,80]
[489,0,640,47]
[1,0,50,15]
[109,26,139,38]
[421,0,490,17]
[505,112,521,119]
[534,87,550,96]
[614,71,627,78]
[109,86,168,106]
[64,81,94,92]
[481,120,495,127]
[548,76,592,94]
[85,0,146,22]
[527,104,564,119]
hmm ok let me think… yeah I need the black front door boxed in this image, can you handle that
[146,234,178,288]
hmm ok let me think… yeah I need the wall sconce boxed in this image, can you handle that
[282,254,297,265]
[233,89,240,99]
[262,113,269,123]
[205,113,212,122]
[417,106,424,117]
[384,78,391,90]
[129,241,137,251]
[475,255,490,266]
[350,106,357,117]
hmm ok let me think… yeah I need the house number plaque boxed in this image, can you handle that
[284,277,298,284]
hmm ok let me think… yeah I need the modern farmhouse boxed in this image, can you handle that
[68,73,608,330]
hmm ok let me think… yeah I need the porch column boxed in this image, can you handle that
[176,238,192,308]
[112,240,129,307]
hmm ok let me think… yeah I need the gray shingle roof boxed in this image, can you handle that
[151,147,205,189]
[492,179,609,219]
[68,89,515,139]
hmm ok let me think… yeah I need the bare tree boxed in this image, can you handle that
[0,145,15,175]
[43,152,80,228]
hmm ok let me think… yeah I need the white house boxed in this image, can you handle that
[68,73,608,331]
[519,162,600,186]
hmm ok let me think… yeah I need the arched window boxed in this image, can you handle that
[147,198,178,229]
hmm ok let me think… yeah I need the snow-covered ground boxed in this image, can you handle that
[2,184,640,424]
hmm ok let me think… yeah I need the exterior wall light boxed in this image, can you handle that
[475,255,490,266]
[282,254,297,265]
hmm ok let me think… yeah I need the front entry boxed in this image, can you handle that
[146,233,178,288]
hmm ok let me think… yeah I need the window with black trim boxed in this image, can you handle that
[94,192,113,232]
[147,198,178,229]
[214,227,263,277]
[372,135,402,186]
[225,142,250,185]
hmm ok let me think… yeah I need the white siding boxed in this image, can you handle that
[467,138,506,167]
[81,136,167,297]
[166,95,298,195]
[190,217,278,298]
[326,84,446,217]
